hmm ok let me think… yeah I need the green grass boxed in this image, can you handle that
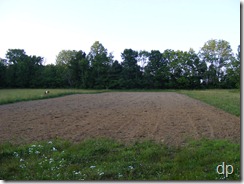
[0,138,240,180]
[0,89,108,105]
[179,89,240,116]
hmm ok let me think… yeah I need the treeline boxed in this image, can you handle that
[0,39,240,89]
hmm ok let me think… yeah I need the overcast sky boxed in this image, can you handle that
[0,0,240,64]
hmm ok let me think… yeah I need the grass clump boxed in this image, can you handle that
[0,138,240,180]
[179,89,240,116]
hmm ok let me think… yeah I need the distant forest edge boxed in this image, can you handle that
[0,39,240,89]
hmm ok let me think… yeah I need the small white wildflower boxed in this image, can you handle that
[99,172,104,176]
[49,158,54,164]
[90,166,96,169]
[13,152,19,157]
[59,158,65,164]
[28,147,33,152]
[52,147,57,151]
[35,151,40,154]
[38,145,43,148]
[128,166,134,170]
[74,171,81,175]
[219,176,226,180]
[20,158,24,162]
[31,145,36,147]
[19,164,26,169]
[48,141,52,144]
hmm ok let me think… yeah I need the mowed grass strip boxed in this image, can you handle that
[179,89,240,117]
[0,138,240,180]
[0,89,107,105]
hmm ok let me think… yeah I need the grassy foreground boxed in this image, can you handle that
[0,138,240,180]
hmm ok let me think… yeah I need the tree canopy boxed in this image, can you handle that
[0,40,240,89]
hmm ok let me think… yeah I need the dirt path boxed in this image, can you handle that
[0,92,240,146]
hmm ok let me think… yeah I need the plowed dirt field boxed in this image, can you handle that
[0,92,240,146]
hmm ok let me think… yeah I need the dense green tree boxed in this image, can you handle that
[144,50,165,88]
[28,55,44,88]
[88,41,112,89]
[160,49,178,88]
[69,50,89,88]
[108,60,123,89]
[121,49,142,88]
[56,50,77,87]
[185,49,207,88]
[0,58,7,87]
[199,39,233,87]
[5,49,26,87]
[56,50,77,65]
[56,50,90,87]
[41,64,57,88]
[5,49,43,88]
[225,45,240,88]
[168,50,188,88]
[5,49,27,64]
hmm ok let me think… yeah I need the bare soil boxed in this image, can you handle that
[0,92,240,146]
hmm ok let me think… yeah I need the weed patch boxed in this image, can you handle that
[0,138,240,180]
